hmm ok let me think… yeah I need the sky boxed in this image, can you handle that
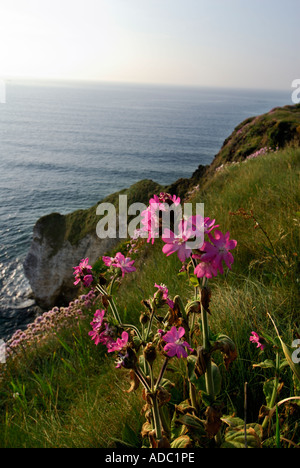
[0,0,299,90]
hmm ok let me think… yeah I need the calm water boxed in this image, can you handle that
[0,80,291,338]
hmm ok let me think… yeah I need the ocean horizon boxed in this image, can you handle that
[0,79,292,339]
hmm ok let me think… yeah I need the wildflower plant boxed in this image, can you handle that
[250,314,300,442]
[82,192,241,448]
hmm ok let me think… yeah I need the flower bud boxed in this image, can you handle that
[185,300,201,315]
[116,346,137,369]
[143,342,157,366]
[200,286,211,314]
[140,313,149,325]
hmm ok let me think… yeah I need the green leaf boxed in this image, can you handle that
[177,413,206,433]
[268,313,300,383]
[189,274,200,287]
[132,336,142,348]
[279,359,290,371]
[221,423,262,448]
[170,411,187,440]
[253,359,275,369]
[200,391,215,408]
[221,415,245,428]
[171,435,192,449]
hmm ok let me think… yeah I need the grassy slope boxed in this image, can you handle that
[208,103,300,171]
[1,146,299,448]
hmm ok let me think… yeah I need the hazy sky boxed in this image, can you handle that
[0,0,299,90]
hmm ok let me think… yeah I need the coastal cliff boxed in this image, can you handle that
[23,213,118,309]
[23,104,300,309]
[24,179,162,309]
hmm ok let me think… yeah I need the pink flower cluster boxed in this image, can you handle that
[73,258,94,287]
[162,216,218,264]
[193,230,237,279]
[245,146,278,161]
[103,252,136,277]
[6,296,91,360]
[215,147,279,173]
[142,194,237,279]
[88,309,129,367]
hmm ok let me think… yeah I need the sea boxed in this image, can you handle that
[0,79,292,339]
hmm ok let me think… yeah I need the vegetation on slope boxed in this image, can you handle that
[0,144,299,448]
[209,103,300,170]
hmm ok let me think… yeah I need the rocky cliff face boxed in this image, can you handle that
[24,212,119,309]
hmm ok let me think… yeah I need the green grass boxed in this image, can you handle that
[0,146,299,448]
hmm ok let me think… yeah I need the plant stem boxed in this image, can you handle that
[189,381,198,412]
[155,357,169,390]
[96,284,143,340]
[145,301,156,342]
[244,382,248,448]
[134,366,151,393]
[190,257,215,401]
[150,394,162,441]
[200,279,215,400]
[262,351,280,430]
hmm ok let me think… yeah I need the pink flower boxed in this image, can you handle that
[162,326,193,358]
[98,323,116,348]
[83,274,93,287]
[250,331,265,350]
[102,256,116,267]
[194,260,218,279]
[162,220,203,262]
[107,331,129,353]
[90,309,105,329]
[88,328,103,346]
[88,314,116,348]
[103,253,136,277]
[113,252,136,277]
[187,215,219,235]
[73,258,93,286]
[200,231,237,274]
